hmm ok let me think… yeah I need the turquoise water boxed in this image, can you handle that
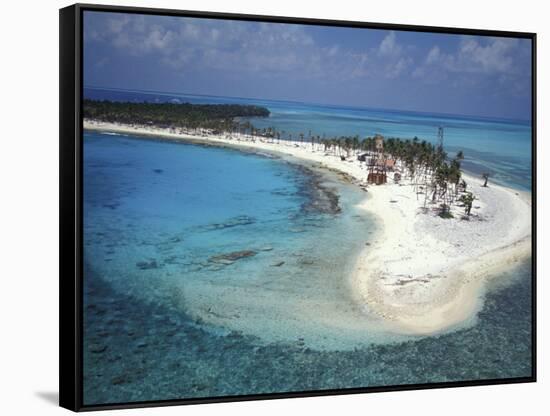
[83,130,532,406]
[82,87,533,404]
[85,87,532,191]
[83,131,384,348]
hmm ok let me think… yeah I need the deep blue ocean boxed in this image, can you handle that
[82,87,532,405]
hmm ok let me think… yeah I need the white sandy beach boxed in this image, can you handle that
[84,120,532,336]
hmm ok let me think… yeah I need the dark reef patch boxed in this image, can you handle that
[292,165,341,215]
[136,259,159,270]
[208,250,257,265]
[200,215,256,231]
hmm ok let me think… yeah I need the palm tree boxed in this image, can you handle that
[459,192,475,216]
[482,173,490,187]
[352,135,360,156]
[449,158,462,200]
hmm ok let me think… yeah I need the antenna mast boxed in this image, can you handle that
[437,126,444,150]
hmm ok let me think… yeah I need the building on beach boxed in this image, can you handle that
[364,134,393,184]
[367,172,387,185]
[374,134,384,153]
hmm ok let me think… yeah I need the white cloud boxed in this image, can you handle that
[85,12,528,91]
[348,52,369,77]
[386,57,413,79]
[327,45,339,57]
[85,13,385,81]
[411,36,530,94]
[379,31,401,57]
[420,36,521,75]
[374,31,413,78]
[106,15,129,34]
[426,46,441,64]
[143,26,176,52]
[457,37,517,73]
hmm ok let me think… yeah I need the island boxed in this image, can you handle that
[84,99,532,336]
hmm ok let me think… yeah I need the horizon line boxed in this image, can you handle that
[83,84,532,124]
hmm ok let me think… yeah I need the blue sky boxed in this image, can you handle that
[83,11,532,120]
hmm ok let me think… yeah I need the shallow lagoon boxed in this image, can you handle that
[83,131,532,405]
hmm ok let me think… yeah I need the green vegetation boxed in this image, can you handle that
[83,99,270,132]
[459,192,475,216]
[316,135,472,217]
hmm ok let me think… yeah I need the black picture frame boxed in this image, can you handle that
[60,3,537,412]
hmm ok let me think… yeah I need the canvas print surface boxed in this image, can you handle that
[82,10,533,405]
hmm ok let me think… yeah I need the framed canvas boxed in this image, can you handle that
[59,3,537,411]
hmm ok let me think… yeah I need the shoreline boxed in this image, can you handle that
[84,119,532,336]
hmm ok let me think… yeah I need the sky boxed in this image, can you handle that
[83,11,533,120]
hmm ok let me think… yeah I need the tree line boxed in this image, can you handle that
[83,99,270,132]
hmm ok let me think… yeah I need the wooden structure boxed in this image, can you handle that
[374,134,384,152]
[361,134,389,184]
[380,158,395,170]
[368,172,387,185]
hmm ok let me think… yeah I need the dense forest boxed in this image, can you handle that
[83,99,270,132]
